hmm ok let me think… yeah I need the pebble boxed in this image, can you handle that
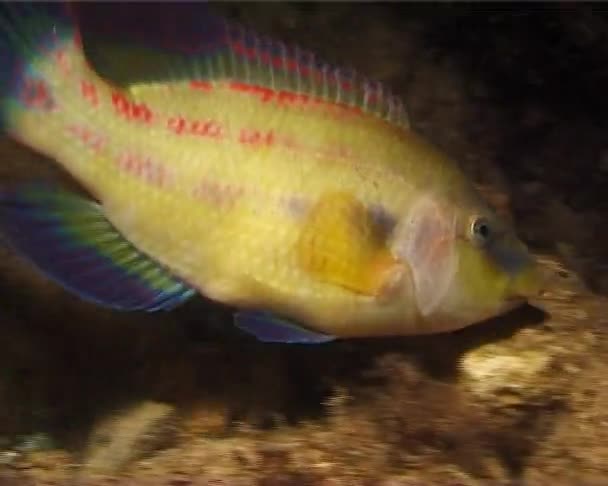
[83,401,178,475]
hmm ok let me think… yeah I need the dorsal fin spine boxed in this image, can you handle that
[255,34,264,82]
[225,22,236,79]
[335,68,342,104]
[293,45,301,93]
[266,37,276,89]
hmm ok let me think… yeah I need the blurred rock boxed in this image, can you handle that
[14,433,55,453]
[463,346,552,405]
[83,401,178,475]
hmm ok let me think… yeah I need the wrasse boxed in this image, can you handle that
[0,3,544,343]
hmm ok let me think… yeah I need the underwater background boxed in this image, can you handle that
[1,2,608,484]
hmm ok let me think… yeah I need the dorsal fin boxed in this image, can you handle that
[73,3,409,129]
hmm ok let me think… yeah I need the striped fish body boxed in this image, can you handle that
[0,4,545,340]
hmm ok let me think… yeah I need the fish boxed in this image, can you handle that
[0,2,545,344]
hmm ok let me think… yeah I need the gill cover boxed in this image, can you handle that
[390,197,457,316]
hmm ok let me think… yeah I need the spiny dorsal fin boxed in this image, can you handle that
[74,3,409,129]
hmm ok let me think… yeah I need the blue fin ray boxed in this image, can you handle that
[234,310,335,344]
[0,185,195,311]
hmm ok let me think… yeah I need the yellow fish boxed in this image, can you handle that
[0,3,544,343]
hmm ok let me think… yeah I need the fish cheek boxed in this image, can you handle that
[391,199,457,317]
[459,242,511,305]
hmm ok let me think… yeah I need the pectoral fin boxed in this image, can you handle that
[296,192,404,298]
[391,197,457,316]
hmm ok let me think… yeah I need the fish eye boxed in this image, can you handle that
[470,216,492,245]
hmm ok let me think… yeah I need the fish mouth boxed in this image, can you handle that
[508,261,548,302]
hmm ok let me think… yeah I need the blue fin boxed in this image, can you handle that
[234,310,335,344]
[73,3,408,129]
[0,185,195,311]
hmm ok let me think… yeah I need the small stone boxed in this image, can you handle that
[83,401,178,475]
[462,345,551,403]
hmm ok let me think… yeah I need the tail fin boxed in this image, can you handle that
[0,2,81,131]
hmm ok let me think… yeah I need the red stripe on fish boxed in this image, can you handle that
[191,119,223,138]
[192,179,245,209]
[80,80,99,107]
[163,110,359,163]
[20,77,55,111]
[111,92,153,124]
[235,127,358,162]
[167,116,225,139]
[227,81,363,119]
[229,82,275,102]
[224,26,400,120]
[162,108,360,165]
[116,152,174,188]
[239,128,274,147]
[189,80,213,92]
[228,40,355,93]
[66,124,107,154]
[167,116,186,134]
[54,48,72,76]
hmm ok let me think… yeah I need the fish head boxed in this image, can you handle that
[443,207,545,326]
[390,194,545,333]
